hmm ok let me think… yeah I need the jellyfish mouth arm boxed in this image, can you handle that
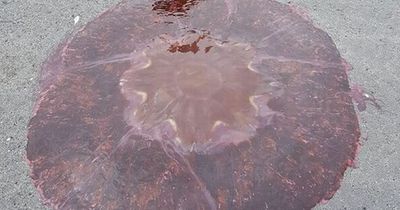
[258,21,299,46]
[194,121,254,155]
[350,84,382,111]
[111,128,142,155]
[250,94,283,127]
[161,141,218,210]
[66,51,150,71]
[224,0,238,21]
[196,134,251,155]
[251,54,343,69]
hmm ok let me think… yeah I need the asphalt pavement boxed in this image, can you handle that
[0,0,399,209]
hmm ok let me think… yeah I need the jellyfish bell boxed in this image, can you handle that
[27,0,362,209]
[119,34,279,154]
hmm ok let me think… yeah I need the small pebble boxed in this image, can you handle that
[74,15,80,25]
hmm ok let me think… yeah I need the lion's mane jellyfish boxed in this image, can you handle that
[27,0,361,209]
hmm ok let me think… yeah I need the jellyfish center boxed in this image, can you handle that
[176,63,222,99]
[120,36,274,154]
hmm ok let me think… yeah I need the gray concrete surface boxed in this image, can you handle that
[0,0,399,209]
